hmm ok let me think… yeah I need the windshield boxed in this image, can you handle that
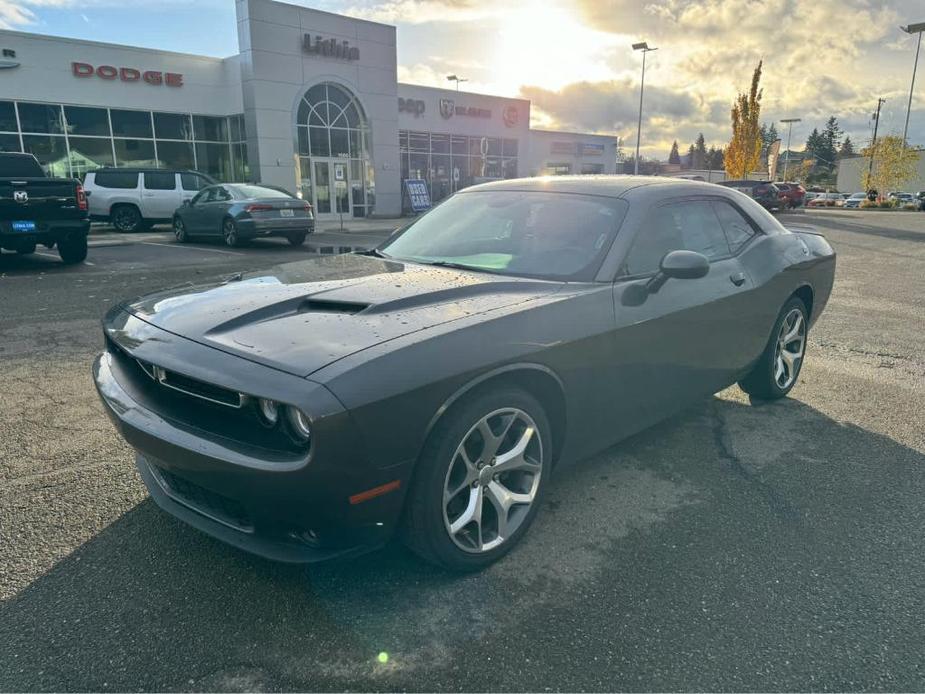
[380,190,626,281]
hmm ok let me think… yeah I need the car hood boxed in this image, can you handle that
[125,254,561,377]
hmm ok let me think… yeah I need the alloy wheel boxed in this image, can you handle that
[223,219,237,247]
[774,308,806,389]
[442,407,543,553]
[113,207,138,232]
[174,218,186,242]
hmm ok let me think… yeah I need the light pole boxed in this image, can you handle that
[632,41,658,175]
[780,118,801,181]
[901,21,925,147]
[446,74,468,92]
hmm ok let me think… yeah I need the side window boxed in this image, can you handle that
[190,189,209,205]
[216,186,233,202]
[144,171,177,191]
[181,173,208,192]
[622,201,731,276]
[94,171,138,189]
[712,200,757,253]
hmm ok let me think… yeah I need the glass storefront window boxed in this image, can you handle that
[409,131,429,152]
[18,103,64,134]
[431,134,449,154]
[114,138,156,167]
[193,115,228,142]
[67,136,114,178]
[195,142,233,180]
[111,109,153,138]
[21,135,69,176]
[309,126,329,157]
[233,143,250,181]
[329,128,349,158]
[503,158,518,178]
[0,101,17,132]
[0,133,20,152]
[451,135,468,155]
[503,139,519,157]
[487,138,502,156]
[229,114,246,142]
[64,106,110,137]
[156,140,194,169]
[154,112,193,140]
[297,127,310,156]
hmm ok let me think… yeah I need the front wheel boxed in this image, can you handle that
[739,296,808,399]
[403,387,551,571]
[58,236,88,265]
[173,216,189,243]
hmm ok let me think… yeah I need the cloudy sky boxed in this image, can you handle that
[3,0,923,159]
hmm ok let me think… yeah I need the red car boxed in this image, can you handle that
[774,182,806,208]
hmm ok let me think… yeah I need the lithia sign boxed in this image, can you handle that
[302,33,360,60]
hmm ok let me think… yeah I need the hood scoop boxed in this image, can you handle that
[299,298,370,315]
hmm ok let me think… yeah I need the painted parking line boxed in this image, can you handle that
[142,242,244,256]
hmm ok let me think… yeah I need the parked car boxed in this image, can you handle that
[774,182,806,208]
[93,176,836,570]
[916,192,925,210]
[84,168,216,232]
[0,152,90,264]
[888,192,914,205]
[717,179,785,211]
[843,192,867,209]
[807,193,844,207]
[172,183,314,247]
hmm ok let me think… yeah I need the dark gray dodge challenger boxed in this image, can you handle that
[93,176,836,571]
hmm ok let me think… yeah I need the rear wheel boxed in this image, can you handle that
[287,232,307,247]
[111,205,143,233]
[222,218,240,247]
[403,387,551,571]
[739,296,808,400]
[58,236,88,265]
[173,216,189,243]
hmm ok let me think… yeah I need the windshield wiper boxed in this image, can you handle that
[355,248,390,258]
[421,260,493,274]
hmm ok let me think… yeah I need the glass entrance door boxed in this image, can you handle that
[310,159,351,219]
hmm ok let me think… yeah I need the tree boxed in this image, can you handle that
[706,145,724,170]
[668,140,681,165]
[861,135,921,198]
[725,61,764,179]
[693,133,707,169]
[804,128,822,163]
[817,116,842,170]
[838,136,855,159]
[759,122,779,153]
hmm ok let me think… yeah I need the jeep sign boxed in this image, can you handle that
[398,97,425,116]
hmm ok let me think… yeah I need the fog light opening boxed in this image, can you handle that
[257,398,279,426]
[289,528,321,547]
[287,407,312,442]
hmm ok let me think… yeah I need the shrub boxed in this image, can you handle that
[860,199,877,208]
[825,200,836,206]
[878,200,893,208]
[903,203,917,210]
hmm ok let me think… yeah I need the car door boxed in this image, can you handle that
[141,171,183,220]
[610,197,758,420]
[198,185,233,235]
[183,187,213,232]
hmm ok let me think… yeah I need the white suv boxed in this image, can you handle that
[84,169,216,232]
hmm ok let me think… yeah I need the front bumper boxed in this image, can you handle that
[92,312,412,563]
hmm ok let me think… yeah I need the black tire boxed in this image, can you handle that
[403,386,552,571]
[173,216,189,243]
[739,296,808,400]
[222,217,240,247]
[111,204,143,233]
[58,236,88,265]
[287,232,307,247]
[14,242,36,255]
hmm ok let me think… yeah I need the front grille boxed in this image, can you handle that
[106,338,305,458]
[153,465,253,532]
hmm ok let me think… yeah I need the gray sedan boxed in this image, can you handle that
[172,183,314,247]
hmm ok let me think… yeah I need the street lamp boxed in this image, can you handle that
[900,21,925,147]
[632,41,658,175]
[780,118,801,181]
[446,74,468,92]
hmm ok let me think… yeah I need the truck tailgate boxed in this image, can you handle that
[0,178,84,221]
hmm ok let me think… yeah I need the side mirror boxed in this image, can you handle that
[646,250,709,293]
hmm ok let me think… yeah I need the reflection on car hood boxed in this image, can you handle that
[125,254,561,377]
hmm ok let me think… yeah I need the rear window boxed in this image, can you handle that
[0,154,45,178]
[94,171,139,189]
[231,185,293,199]
[144,171,176,190]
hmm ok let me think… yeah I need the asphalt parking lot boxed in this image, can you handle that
[1,209,924,691]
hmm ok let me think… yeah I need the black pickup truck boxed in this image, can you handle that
[0,152,90,264]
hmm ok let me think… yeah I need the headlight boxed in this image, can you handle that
[287,407,312,441]
[257,398,279,426]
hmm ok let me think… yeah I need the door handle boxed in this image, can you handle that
[730,272,746,286]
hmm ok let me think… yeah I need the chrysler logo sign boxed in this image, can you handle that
[303,33,360,61]
[0,48,19,70]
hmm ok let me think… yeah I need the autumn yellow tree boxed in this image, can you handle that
[725,61,764,179]
[861,135,920,199]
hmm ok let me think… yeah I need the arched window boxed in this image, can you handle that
[295,82,373,218]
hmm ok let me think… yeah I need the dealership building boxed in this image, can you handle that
[0,0,619,219]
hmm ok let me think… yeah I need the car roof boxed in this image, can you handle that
[463,175,745,201]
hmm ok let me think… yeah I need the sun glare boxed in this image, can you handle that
[489,2,619,94]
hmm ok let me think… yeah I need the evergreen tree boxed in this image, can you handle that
[805,128,822,162]
[694,133,707,169]
[818,116,842,170]
[838,136,855,159]
[668,140,681,165]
